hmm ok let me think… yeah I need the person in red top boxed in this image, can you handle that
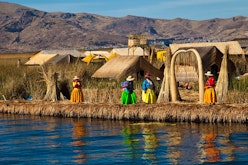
[204,71,217,104]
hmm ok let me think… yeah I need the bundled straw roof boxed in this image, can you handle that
[25,49,85,66]
[170,41,244,55]
[25,52,57,65]
[92,56,139,80]
[92,56,163,80]
[41,49,85,57]
[232,38,248,49]
[110,47,148,56]
[25,51,79,66]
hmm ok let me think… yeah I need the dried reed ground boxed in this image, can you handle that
[0,99,247,123]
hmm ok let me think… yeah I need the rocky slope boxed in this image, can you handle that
[0,2,247,53]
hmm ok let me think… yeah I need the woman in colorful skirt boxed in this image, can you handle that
[142,73,157,104]
[70,76,84,103]
[121,75,137,104]
[204,71,217,104]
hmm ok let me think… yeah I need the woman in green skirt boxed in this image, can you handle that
[121,75,137,104]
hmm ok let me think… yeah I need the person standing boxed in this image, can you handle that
[204,71,217,104]
[142,73,157,104]
[121,75,137,104]
[70,76,84,103]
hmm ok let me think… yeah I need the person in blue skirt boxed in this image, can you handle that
[121,75,137,104]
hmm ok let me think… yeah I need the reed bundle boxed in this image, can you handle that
[0,100,247,123]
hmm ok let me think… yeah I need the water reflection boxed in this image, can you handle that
[204,133,220,162]
[72,119,87,163]
[141,125,159,161]
[122,122,248,164]
[0,114,248,164]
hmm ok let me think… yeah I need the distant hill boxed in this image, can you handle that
[0,2,248,53]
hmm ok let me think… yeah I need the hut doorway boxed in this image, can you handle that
[170,49,204,103]
[210,64,219,80]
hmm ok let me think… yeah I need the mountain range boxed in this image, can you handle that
[0,2,248,53]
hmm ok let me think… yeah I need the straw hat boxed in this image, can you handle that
[126,75,135,81]
[73,76,80,80]
[205,71,213,77]
[145,73,151,78]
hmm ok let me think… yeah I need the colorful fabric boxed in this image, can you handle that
[121,80,137,104]
[121,81,134,93]
[121,89,137,104]
[142,79,155,91]
[70,88,84,102]
[142,89,157,104]
[70,81,84,103]
[205,77,215,87]
[142,79,156,104]
[204,77,216,104]
[204,87,217,103]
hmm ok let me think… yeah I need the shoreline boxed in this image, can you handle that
[0,100,247,123]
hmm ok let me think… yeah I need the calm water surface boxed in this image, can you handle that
[0,113,248,164]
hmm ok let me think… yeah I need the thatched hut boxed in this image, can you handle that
[92,56,163,80]
[158,41,246,104]
[170,41,246,76]
[25,49,84,66]
[174,46,224,82]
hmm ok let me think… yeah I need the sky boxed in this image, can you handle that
[2,0,248,20]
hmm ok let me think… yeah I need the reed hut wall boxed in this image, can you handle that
[229,55,248,75]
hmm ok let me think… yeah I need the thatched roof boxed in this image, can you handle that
[232,38,248,48]
[92,56,163,80]
[41,49,85,57]
[110,47,148,56]
[25,51,80,66]
[49,55,77,65]
[170,41,244,55]
[25,52,57,65]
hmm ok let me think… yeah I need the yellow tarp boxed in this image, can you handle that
[82,54,108,65]
[156,50,167,62]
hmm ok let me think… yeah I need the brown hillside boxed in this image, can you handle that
[0,2,248,53]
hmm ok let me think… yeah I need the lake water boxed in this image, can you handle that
[0,113,248,164]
